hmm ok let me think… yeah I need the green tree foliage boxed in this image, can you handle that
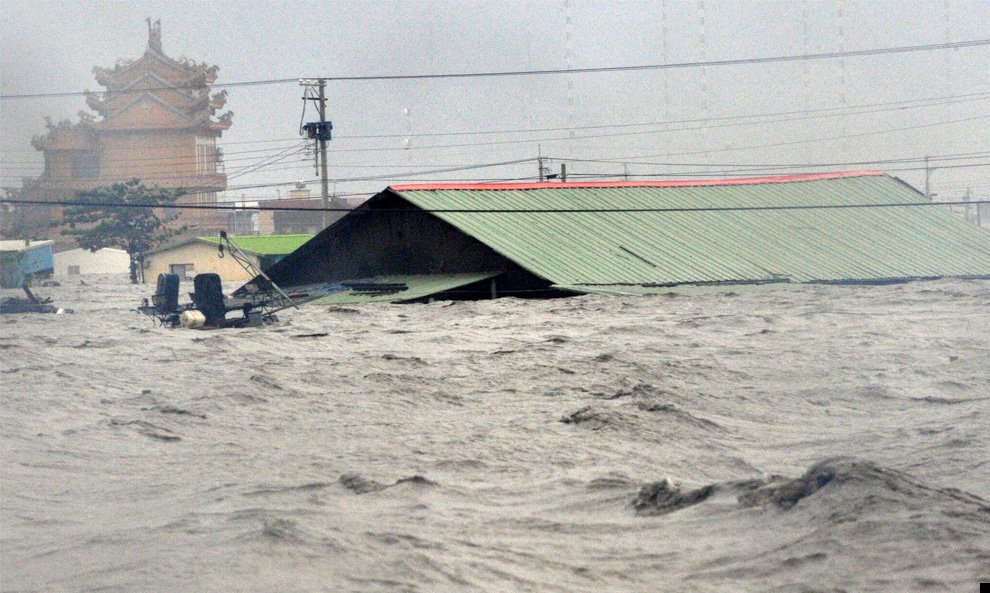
[62,179,185,283]
[1,187,50,242]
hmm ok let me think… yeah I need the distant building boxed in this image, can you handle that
[258,198,327,235]
[26,19,231,233]
[228,208,259,235]
[0,240,54,288]
[255,184,358,235]
[143,235,311,283]
[53,248,130,277]
[257,185,329,235]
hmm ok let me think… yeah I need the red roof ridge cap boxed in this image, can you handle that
[390,170,886,192]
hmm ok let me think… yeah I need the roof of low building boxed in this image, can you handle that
[0,240,54,253]
[198,234,312,255]
[148,234,311,257]
[383,171,990,289]
[256,198,324,209]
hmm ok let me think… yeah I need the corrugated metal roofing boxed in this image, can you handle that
[0,240,55,253]
[198,234,312,256]
[389,172,990,287]
[308,273,498,304]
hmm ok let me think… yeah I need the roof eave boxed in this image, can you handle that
[389,170,886,192]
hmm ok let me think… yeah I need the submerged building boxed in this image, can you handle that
[53,247,130,277]
[0,240,54,288]
[144,234,311,282]
[247,171,990,304]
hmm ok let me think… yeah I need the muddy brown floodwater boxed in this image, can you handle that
[1,275,988,592]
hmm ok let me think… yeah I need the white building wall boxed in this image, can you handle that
[53,248,131,276]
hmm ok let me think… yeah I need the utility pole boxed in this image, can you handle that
[977,201,984,228]
[924,155,931,199]
[300,79,333,229]
[317,80,330,229]
[965,187,974,225]
[537,144,545,182]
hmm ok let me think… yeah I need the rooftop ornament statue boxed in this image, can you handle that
[147,17,162,52]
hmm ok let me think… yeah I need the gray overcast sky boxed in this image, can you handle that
[2,0,989,201]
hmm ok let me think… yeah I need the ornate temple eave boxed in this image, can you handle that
[31,119,95,151]
[210,90,227,111]
[92,54,218,95]
[84,91,108,116]
[196,110,233,131]
[211,115,233,131]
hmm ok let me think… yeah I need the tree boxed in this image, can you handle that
[1,187,51,242]
[61,179,186,283]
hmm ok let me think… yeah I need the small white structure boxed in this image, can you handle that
[53,248,131,276]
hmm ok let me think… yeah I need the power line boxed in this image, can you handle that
[2,39,987,100]
[4,89,986,178]
[2,158,540,193]
[226,144,310,182]
[569,113,990,163]
[0,149,311,187]
[558,151,990,170]
[3,89,985,160]
[331,91,990,140]
[289,111,989,155]
[0,141,309,166]
[4,197,988,213]
[0,136,304,154]
[6,148,989,192]
[567,161,990,180]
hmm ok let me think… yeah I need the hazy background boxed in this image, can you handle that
[2,0,989,202]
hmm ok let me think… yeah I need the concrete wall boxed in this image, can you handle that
[143,241,261,283]
[53,248,130,276]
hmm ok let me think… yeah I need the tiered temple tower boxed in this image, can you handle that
[30,19,232,228]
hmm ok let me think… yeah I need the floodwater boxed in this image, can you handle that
[1,275,988,592]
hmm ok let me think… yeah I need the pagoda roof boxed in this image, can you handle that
[98,50,215,88]
[89,90,196,130]
[88,71,203,117]
[116,71,199,99]
[93,21,218,90]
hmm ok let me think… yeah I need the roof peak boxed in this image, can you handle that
[147,18,162,53]
[390,171,885,192]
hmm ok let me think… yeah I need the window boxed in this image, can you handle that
[70,153,100,178]
[195,137,217,174]
[67,265,80,276]
[169,263,195,280]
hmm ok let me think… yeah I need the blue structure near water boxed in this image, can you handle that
[0,241,55,288]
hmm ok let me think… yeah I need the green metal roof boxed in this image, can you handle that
[198,234,311,256]
[389,173,990,287]
[308,273,498,304]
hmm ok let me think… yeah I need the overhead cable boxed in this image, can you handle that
[3,197,987,213]
[2,39,987,100]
